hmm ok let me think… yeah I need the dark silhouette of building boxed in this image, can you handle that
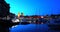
[0,0,14,32]
[0,0,10,17]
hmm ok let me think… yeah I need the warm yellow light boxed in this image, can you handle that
[18,12,20,18]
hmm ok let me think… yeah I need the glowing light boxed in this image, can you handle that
[18,12,20,18]
[41,16,44,18]
[12,25,18,28]
[12,19,20,23]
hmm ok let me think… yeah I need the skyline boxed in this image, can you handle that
[5,0,60,16]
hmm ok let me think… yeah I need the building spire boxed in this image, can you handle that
[18,11,20,18]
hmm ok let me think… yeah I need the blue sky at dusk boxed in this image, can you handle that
[5,0,60,16]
